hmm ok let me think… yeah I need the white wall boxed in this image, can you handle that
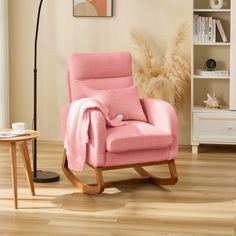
[9,0,191,144]
[0,0,9,129]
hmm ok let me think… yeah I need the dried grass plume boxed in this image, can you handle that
[130,22,191,108]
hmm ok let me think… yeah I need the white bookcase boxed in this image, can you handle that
[191,0,236,154]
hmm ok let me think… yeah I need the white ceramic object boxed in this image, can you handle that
[12,122,27,134]
[210,0,224,9]
[203,93,221,109]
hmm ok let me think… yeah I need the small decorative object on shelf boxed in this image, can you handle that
[210,0,224,9]
[203,93,221,109]
[206,58,217,70]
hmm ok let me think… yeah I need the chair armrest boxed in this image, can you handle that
[60,104,71,140]
[60,104,106,167]
[87,109,106,167]
[140,98,179,159]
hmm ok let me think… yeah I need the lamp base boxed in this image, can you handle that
[33,170,60,183]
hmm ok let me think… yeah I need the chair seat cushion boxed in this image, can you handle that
[106,121,172,153]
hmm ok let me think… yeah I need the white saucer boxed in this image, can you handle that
[11,130,30,135]
[0,130,31,139]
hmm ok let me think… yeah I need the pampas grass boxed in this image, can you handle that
[131,22,191,108]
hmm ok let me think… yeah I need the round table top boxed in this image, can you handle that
[0,129,40,142]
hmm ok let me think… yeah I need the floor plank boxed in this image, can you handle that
[0,143,235,235]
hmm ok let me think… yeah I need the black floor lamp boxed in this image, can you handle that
[33,0,60,183]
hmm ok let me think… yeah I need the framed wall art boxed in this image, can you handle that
[73,0,113,17]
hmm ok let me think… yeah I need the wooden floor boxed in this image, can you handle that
[0,142,235,236]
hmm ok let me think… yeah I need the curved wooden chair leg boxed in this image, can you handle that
[62,150,104,194]
[134,166,150,178]
[168,160,178,183]
[134,160,178,185]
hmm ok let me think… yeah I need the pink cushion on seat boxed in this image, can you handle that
[106,121,172,153]
[84,86,147,122]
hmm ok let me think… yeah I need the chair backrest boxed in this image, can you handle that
[66,51,134,102]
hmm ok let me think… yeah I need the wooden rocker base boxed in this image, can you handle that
[62,150,178,194]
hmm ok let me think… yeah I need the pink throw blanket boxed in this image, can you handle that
[64,98,126,171]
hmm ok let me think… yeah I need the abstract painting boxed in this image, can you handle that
[73,0,113,17]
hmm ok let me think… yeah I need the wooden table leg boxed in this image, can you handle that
[10,142,17,209]
[19,141,35,196]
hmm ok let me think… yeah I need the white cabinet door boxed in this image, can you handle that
[193,112,236,143]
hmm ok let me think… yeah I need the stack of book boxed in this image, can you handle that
[195,69,229,77]
[193,15,228,43]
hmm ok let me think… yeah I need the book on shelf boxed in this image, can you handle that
[212,19,216,43]
[216,19,228,42]
[195,69,229,77]
[193,15,227,43]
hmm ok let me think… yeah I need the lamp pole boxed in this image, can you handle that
[33,0,59,183]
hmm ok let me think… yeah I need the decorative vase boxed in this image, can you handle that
[210,0,224,9]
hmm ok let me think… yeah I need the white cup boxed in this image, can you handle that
[12,122,27,134]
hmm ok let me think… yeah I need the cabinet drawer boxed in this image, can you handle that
[193,113,236,143]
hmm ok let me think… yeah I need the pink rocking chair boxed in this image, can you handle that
[61,52,178,194]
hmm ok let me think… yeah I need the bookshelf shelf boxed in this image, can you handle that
[191,0,236,154]
[194,9,231,12]
[193,106,230,112]
[193,75,230,79]
[194,43,230,46]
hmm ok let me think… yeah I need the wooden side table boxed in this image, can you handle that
[0,129,40,209]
